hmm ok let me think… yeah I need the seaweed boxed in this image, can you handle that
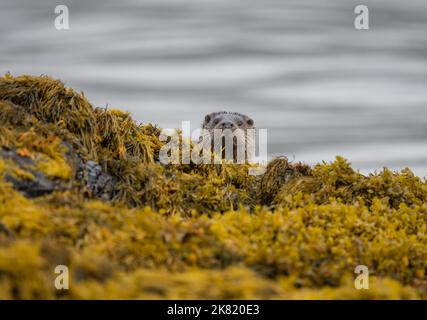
[1,74,427,299]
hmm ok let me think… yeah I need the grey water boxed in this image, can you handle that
[1,0,427,176]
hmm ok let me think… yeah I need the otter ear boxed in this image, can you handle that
[205,114,212,123]
[246,118,254,126]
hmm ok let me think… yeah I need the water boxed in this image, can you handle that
[1,0,427,176]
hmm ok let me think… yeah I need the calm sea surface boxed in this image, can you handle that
[1,0,427,176]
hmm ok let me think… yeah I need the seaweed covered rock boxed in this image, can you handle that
[1,74,427,300]
[0,75,255,210]
[258,157,312,205]
[273,156,427,209]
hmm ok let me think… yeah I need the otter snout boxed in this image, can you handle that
[219,121,236,130]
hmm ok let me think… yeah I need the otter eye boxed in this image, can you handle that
[246,119,254,126]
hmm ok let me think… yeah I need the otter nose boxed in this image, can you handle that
[221,122,234,129]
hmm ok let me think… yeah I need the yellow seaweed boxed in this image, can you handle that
[0,74,427,300]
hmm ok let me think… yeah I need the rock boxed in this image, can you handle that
[75,158,116,201]
[1,148,60,197]
[1,147,116,201]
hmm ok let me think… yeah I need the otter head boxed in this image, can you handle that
[200,111,256,163]
[202,112,254,131]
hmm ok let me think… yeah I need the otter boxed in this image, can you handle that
[199,111,255,163]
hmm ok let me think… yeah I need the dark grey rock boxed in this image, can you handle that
[1,147,116,201]
[75,158,116,201]
[1,148,59,197]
